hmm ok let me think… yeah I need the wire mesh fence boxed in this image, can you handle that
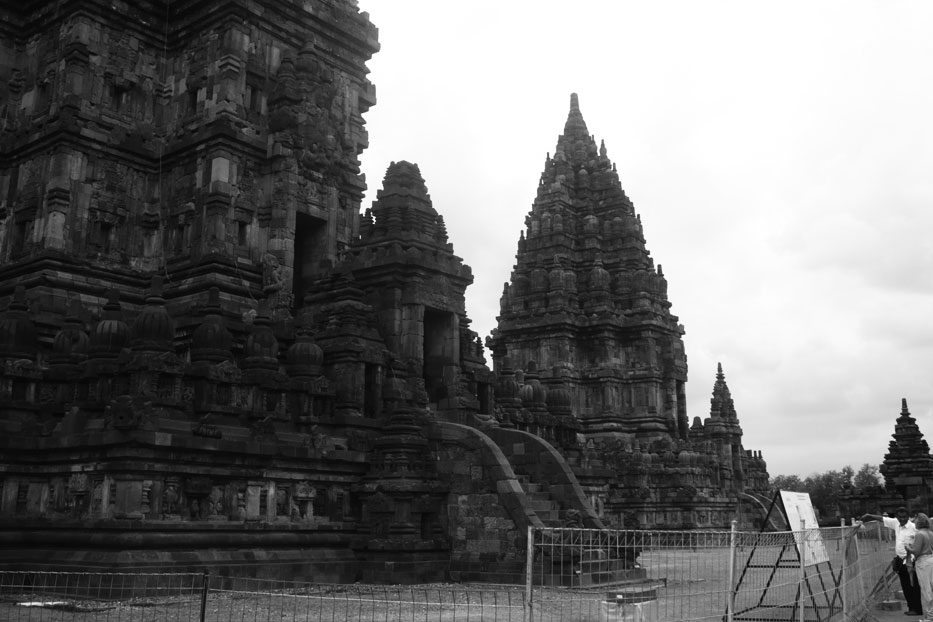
[207,579,528,622]
[0,522,895,622]
[0,572,529,622]
[0,570,206,621]
[530,521,894,622]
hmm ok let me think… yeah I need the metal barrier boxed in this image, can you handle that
[528,521,894,622]
[0,571,206,620]
[0,523,895,622]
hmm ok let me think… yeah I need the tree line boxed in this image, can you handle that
[769,463,883,521]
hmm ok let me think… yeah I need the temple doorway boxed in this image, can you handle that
[293,212,327,308]
[423,308,457,402]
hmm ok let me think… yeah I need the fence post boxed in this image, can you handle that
[842,522,851,622]
[798,519,807,622]
[525,525,534,622]
[200,571,210,622]
[853,520,867,610]
[727,519,737,622]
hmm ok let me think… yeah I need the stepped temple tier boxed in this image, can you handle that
[0,0,769,582]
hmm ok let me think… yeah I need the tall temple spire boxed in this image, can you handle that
[708,362,739,421]
[488,94,686,439]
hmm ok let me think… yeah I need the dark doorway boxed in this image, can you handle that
[363,363,381,418]
[293,212,327,309]
[423,308,455,402]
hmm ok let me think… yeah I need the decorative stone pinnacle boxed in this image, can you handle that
[570,93,579,111]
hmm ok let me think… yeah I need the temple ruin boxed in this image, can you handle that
[0,0,769,582]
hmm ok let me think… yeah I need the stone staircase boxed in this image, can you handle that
[519,477,562,525]
[512,465,649,588]
[519,472,650,587]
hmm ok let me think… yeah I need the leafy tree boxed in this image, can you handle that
[771,464,887,524]
[803,466,853,520]
[852,463,883,489]
[770,474,804,492]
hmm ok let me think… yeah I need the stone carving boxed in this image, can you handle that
[262,253,286,294]
[250,414,276,439]
[106,395,153,431]
[193,414,222,438]
[162,479,181,518]
[274,487,288,517]
[208,486,225,519]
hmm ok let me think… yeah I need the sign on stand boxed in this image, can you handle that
[730,489,844,622]
[780,490,830,566]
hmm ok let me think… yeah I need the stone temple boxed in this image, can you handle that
[0,0,770,582]
[839,398,933,519]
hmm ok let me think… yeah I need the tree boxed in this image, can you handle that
[803,466,853,520]
[770,474,804,492]
[852,463,883,489]
[771,466,864,524]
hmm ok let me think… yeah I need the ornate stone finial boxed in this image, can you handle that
[131,275,175,352]
[242,299,280,371]
[562,93,588,140]
[286,316,323,377]
[191,287,234,364]
[902,397,909,414]
[89,288,129,359]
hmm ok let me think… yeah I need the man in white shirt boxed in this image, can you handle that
[862,507,922,616]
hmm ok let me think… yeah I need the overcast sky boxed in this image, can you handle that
[355,0,933,479]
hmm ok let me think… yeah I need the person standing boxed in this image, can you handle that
[907,513,933,619]
[862,507,922,616]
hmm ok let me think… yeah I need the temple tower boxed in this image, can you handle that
[0,0,378,333]
[880,398,933,505]
[329,161,490,413]
[487,94,687,443]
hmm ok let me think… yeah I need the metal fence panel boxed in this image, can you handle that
[0,570,205,621]
[530,522,895,622]
[206,578,526,622]
[0,523,896,622]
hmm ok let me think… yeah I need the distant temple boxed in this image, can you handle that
[839,399,933,518]
[0,0,769,582]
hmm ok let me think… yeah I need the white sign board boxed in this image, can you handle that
[780,490,830,567]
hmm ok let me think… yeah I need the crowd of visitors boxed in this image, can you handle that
[862,507,933,619]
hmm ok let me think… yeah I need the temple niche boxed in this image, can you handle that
[0,0,770,583]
